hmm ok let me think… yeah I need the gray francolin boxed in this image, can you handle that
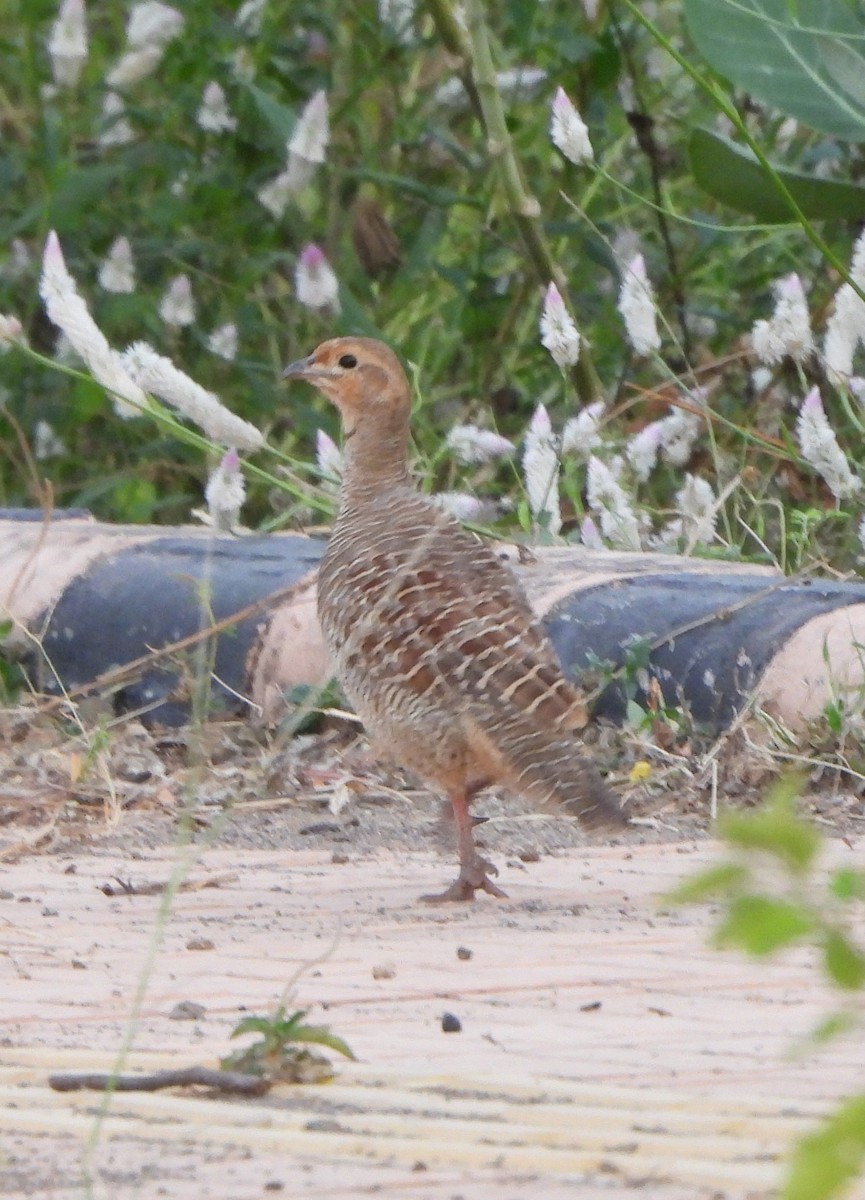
[284,336,624,902]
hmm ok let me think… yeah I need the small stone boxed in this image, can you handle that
[331,851,349,864]
[264,1183,284,1193]
[441,1011,462,1033]
[411,1161,428,1172]
[186,936,214,951]
[0,890,13,900]
[71,959,87,970]
[169,1000,206,1021]
[456,946,473,961]
[372,963,396,980]
[299,821,342,836]
[518,848,540,863]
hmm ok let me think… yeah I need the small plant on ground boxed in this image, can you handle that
[222,1003,356,1085]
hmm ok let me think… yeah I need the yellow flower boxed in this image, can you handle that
[629,760,652,784]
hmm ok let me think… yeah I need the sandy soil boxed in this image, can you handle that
[1,705,864,1199]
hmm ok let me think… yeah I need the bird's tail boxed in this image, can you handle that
[480,712,625,830]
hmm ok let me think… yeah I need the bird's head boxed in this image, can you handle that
[283,336,409,431]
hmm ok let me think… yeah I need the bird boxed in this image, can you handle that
[283,336,625,901]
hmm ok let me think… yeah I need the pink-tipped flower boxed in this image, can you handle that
[579,514,604,550]
[39,230,145,419]
[796,386,861,499]
[122,341,263,450]
[586,456,641,550]
[159,274,196,327]
[751,272,813,366]
[539,282,580,369]
[295,244,340,312]
[618,253,661,356]
[550,87,593,165]
[98,236,135,294]
[522,403,561,536]
[205,447,245,531]
[197,81,237,133]
[48,0,88,88]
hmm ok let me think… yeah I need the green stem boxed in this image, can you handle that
[429,0,604,405]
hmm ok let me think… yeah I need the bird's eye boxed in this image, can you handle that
[338,354,358,369]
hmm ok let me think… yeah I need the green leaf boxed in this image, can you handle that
[808,1011,859,1047]
[689,129,865,223]
[719,778,819,874]
[683,0,865,141]
[242,82,297,144]
[281,1024,356,1060]
[823,929,865,991]
[714,894,814,956]
[667,862,750,905]
[785,1094,865,1200]
[831,868,865,902]
[48,165,124,225]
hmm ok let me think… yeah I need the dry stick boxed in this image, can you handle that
[36,573,311,715]
[429,0,603,405]
[49,1067,270,1096]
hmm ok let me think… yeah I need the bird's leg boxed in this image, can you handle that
[420,789,508,903]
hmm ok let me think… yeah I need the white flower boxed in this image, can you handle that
[107,2,183,87]
[675,474,717,547]
[658,404,702,467]
[122,341,264,450]
[197,81,236,133]
[48,0,88,88]
[2,238,32,281]
[522,403,561,536]
[625,421,663,482]
[561,401,604,459]
[539,281,580,368]
[107,45,163,87]
[159,274,196,327]
[379,0,415,41]
[126,1,184,47]
[823,230,865,383]
[618,253,661,356]
[0,315,25,351]
[288,90,329,164]
[750,273,813,365]
[34,420,67,461]
[432,492,499,523]
[859,512,865,555]
[98,92,135,146]
[586,456,642,550]
[231,47,255,82]
[796,386,861,499]
[235,0,266,34]
[205,448,246,531]
[39,230,146,419]
[207,322,239,361]
[550,87,593,165]
[97,236,135,294]
[257,169,294,218]
[295,244,340,312]
[445,424,514,464]
[316,428,343,485]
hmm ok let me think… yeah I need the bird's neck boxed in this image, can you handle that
[339,408,412,506]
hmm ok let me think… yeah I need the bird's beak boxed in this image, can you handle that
[282,354,315,380]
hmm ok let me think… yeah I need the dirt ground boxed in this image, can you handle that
[1,704,864,1199]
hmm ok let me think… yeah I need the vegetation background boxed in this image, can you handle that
[2,0,865,573]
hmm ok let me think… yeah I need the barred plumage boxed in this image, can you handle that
[284,336,624,901]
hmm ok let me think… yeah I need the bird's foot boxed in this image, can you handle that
[419,858,508,904]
